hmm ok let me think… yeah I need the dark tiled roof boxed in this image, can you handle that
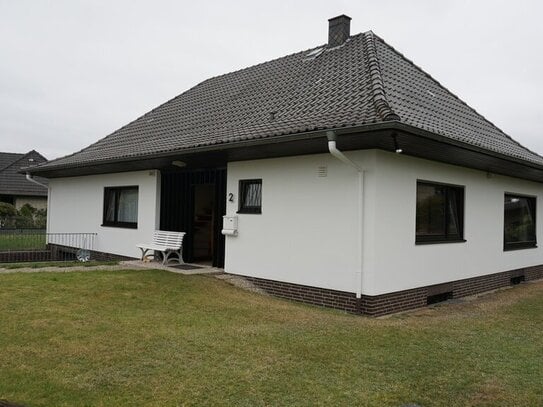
[33,31,543,172]
[0,152,23,172]
[0,151,48,196]
[373,37,543,164]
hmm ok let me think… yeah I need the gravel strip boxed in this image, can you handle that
[214,273,268,295]
[0,260,221,275]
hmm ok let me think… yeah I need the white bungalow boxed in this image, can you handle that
[27,16,543,315]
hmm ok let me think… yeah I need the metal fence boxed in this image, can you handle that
[0,229,97,263]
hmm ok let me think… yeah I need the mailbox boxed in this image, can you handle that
[222,216,238,236]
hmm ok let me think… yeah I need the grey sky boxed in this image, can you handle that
[1,0,542,160]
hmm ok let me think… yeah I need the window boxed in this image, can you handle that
[504,194,536,251]
[238,179,262,214]
[416,181,464,243]
[102,186,139,228]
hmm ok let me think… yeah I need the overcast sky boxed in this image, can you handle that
[1,0,542,160]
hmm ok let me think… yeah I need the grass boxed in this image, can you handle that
[0,260,119,269]
[0,270,542,406]
[0,233,46,250]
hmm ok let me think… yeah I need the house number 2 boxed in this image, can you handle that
[228,193,234,202]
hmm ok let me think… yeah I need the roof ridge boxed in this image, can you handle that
[16,151,48,174]
[363,31,400,122]
[0,152,24,172]
[372,34,543,162]
[1,151,36,175]
[13,151,50,173]
[0,154,28,173]
[27,149,47,161]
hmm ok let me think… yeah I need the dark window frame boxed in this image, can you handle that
[102,186,139,229]
[237,179,262,214]
[503,193,537,251]
[415,180,465,244]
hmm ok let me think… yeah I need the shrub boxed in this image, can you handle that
[0,203,47,229]
[0,202,17,217]
[19,203,37,218]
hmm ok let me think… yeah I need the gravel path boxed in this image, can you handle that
[0,260,220,275]
[214,273,267,294]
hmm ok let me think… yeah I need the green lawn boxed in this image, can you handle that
[0,233,46,250]
[0,270,541,406]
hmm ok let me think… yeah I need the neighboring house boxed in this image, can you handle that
[27,15,543,315]
[0,150,48,210]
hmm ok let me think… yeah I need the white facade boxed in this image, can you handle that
[368,150,543,295]
[47,170,161,258]
[46,150,543,296]
[224,150,543,296]
[225,151,376,293]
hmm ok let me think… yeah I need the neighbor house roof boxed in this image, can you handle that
[0,151,48,196]
[28,30,543,176]
[0,152,24,172]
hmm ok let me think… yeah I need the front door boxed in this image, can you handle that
[160,168,227,267]
[192,184,215,263]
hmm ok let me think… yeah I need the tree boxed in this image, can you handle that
[18,203,37,218]
[0,202,17,217]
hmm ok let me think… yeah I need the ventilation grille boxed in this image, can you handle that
[317,165,328,177]
[510,276,525,285]
[427,292,453,305]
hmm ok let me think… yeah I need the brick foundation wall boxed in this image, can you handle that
[236,264,543,317]
[88,250,135,262]
[242,276,359,313]
[525,265,543,281]
[360,288,428,316]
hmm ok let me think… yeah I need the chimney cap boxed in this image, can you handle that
[328,14,352,22]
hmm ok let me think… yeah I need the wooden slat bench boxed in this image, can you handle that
[137,230,185,265]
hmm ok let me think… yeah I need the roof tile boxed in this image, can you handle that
[0,151,48,196]
[33,32,543,171]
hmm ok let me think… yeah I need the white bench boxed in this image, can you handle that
[137,230,185,265]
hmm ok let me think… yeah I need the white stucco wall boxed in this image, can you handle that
[45,148,543,295]
[368,150,543,295]
[225,149,543,296]
[47,170,160,258]
[225,151,377,293]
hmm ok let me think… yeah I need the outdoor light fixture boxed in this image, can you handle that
[392,133,402,154]
[172,160,186,168]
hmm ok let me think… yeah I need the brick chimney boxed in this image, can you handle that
[328,15,351,47]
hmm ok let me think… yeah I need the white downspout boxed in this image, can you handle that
[26,173,48,188]
[26,173,50,233]
[326,131,364,299]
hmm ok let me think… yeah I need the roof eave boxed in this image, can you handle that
[24,122,543,182]
[392,122,543,171]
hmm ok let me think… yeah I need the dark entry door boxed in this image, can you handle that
[160,168,227,267]
[192,184,215,262]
